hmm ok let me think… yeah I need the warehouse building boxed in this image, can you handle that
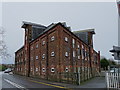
[15,21,100,84]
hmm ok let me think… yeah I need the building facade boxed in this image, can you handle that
[15,21,100,84]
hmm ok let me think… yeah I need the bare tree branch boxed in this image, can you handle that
[0,27,11,60]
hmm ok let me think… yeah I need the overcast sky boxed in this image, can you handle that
[1,2,118,64]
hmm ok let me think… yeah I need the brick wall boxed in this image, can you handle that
[15,22,100,83]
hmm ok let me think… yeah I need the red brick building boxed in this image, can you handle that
[15,21,100,84]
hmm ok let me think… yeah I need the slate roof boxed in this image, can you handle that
[73,29,95,45]
[21,21,94,45]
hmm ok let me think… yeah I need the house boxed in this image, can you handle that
[14,21,100,84]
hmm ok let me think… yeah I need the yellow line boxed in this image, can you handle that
[29,79,67,89]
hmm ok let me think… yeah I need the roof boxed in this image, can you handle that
[73,29,95,34]
[16,21,95,53]
[117,1,120,4]
[72,29,95,45]
[25,21,89,46]
[22,21,47,28]
[110,46,120,53]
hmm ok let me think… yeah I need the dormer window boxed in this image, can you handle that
[51,36,55,41]
[65,37,68,42]
[51,52,55,56]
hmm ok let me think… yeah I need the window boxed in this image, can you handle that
[31,57,33,61]
[36,68,38,71]
[65,67,69,72]
[42,68,46,72]
[42,41,45,45]
[51,36,55,41]
[82,49,85,59]
[36,44,38,48]
[65,37,68,42]
[51,68,55,72]
[42,54,45,59]
[85,50,87,57]
[51,52,55,56]
[73,51,75,57]
[81,45,84,59]
[65,52,69,57]
[72,39,75,44]
[72,39,75,48]
[36,56,38,60]
[78,45,80,48]
[25,36,27,40]
[85,50,87,60]
[31,46,33,50]
[77,48,81,55]
[31,68,32,71]
[78,56,80,59]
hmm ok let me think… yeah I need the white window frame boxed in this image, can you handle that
[42,41,45,45]
[42,54,45,59]
[65,37,68,42]
[36,56,38,60]
[72,39,75,48]
[65,52,69,57]
[25,36,27,40]
[36,44,38,48]
[73,51,75,57]
[36,67,38,72]
[78,56,80,59]
[51,36,55,41]
[31,57,33,61]
[51,68,55,72]
[42,68,46,72]
[65,67,69,72]
[51,52,55,56]
[31,67,33,71]
[31,46,33,50]
[72,39,75,44]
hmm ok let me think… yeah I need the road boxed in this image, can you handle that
[1,71,106,90]
[1,72,67,90]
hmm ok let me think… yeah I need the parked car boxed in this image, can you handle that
[4,68,12,73]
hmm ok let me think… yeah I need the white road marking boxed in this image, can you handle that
[4,79,28,90]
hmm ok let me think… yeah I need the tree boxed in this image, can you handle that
[0,27,10,60]
[100,58,109,70]
[108,59,117,65]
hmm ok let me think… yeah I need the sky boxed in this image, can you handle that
[1,2,118,64]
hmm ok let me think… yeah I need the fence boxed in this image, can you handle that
[106,72,120,89]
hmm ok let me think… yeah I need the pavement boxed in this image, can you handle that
[1,71,107,90]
